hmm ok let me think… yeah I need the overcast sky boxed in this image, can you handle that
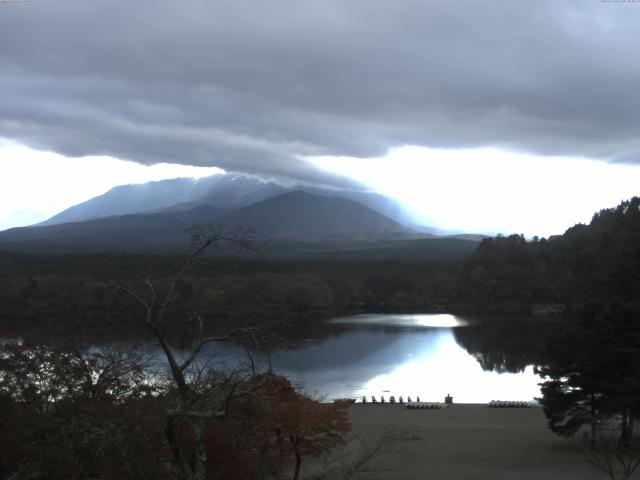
[1,0,639,235]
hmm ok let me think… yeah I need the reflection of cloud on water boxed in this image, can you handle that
[331,313,470,328]
[269,328,455,400]
[174,314,542,403]
[270,326,541,403]
[362,341,541,403]
[271,329,419,371]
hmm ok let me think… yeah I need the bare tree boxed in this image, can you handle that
[116,224,267,480]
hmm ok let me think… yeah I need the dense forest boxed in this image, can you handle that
[0,253,462,341]
[459,197,640,314]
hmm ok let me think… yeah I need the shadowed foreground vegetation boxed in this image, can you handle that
[0,341,354,480]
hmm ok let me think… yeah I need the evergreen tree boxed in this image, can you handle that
[537,304,640,445]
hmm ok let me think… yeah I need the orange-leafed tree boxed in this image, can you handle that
[248,374,351,480]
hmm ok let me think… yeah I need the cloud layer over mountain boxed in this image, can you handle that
[2,0,639,181]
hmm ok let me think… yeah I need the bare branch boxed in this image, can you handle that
[583,439,640,480]
[178,327,261,373]
[107,223,265,480]
[116,285,152,322]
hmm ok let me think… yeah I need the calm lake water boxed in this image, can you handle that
[195,313,546,404]
[4,313,547,404]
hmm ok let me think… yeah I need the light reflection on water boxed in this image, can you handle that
[0,314,543,403]
[331,313,471,328]
[200,314,543,404]
[52,313,543,404]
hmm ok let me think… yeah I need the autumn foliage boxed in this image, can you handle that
[0,342,351,479]
[240,374,351,479]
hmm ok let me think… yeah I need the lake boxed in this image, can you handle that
[2,313,547,404]
[194,313,547,404]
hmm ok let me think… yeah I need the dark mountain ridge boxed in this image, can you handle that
[0,205,224,254]
[215,191,414,240]
[0,191,428,255]
[35,172,432,233]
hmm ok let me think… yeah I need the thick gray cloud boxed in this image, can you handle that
[1,0,640,183]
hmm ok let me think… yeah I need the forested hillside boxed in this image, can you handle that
[458,197,640,313]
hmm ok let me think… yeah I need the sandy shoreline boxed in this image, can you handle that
[338,403,603,480]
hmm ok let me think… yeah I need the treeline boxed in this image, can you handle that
[458,197,640,314]
[0,254,462,338]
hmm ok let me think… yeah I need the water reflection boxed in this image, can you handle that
[331,313,471,329]
[232,314,545,403]
[453,320,549,374]
[4,313,547,404]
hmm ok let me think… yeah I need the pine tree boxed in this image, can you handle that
[537,304,640,445]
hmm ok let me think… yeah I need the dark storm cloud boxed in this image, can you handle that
[1,0,639,182]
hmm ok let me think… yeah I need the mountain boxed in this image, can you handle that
[215,191,415,240]
[198,175,286,210]
[38,174,268,226]
[38,172,432,233]
[0,192,419,254]
[0,205,223,253]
